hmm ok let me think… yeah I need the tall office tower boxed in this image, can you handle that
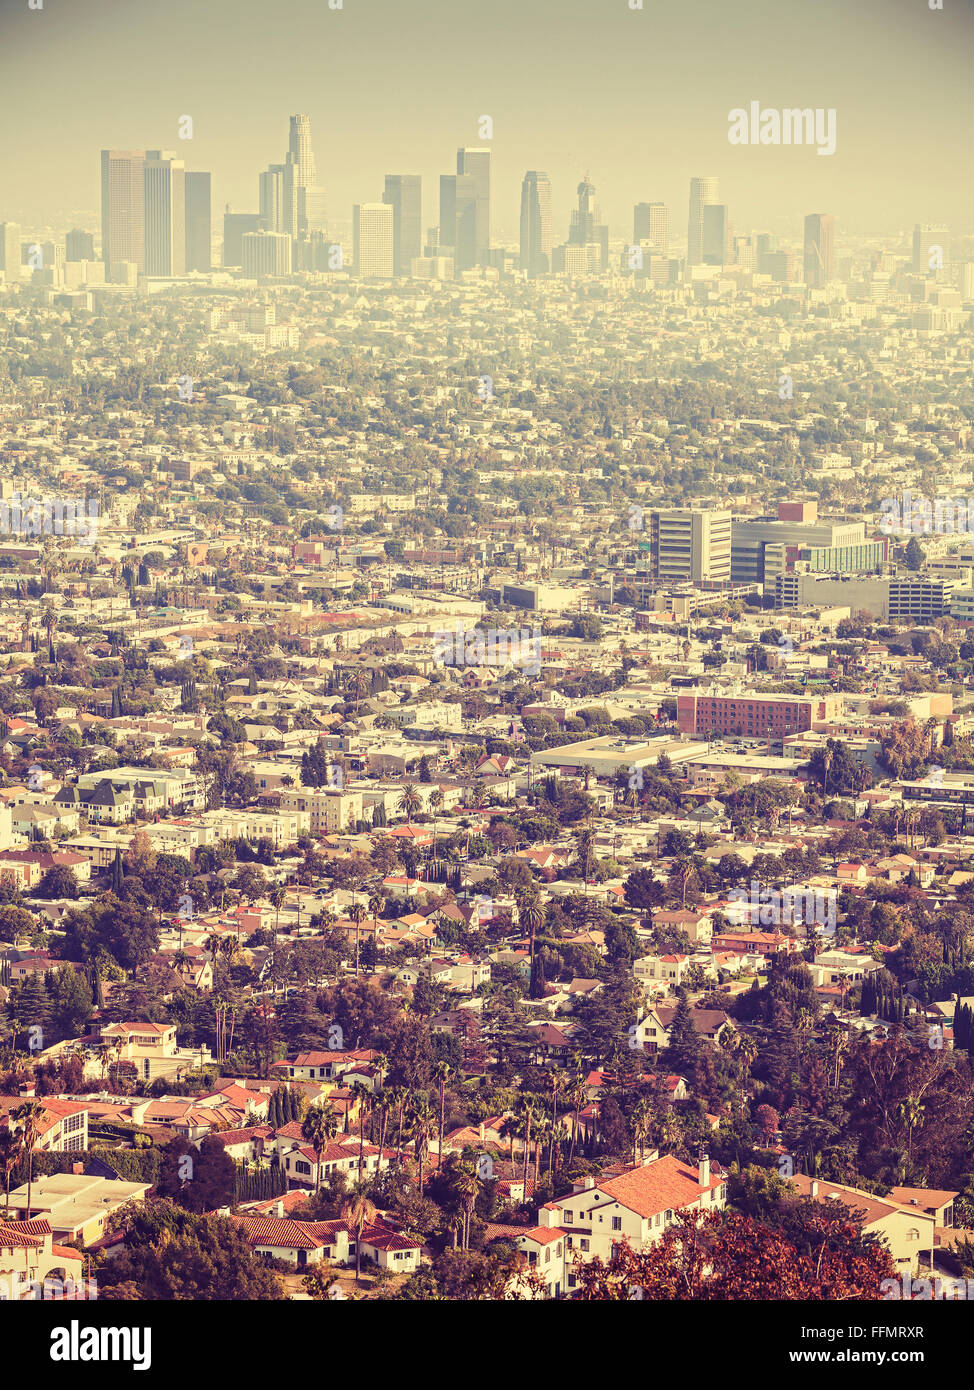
[962,263,974,300]
[702,203,730,265]
[289,114,316,190]
[382,175,422,275]
[803,212,835,288]
[647,507,732,584]
[0,222,21,277]
[143,150,185,276]
[633,201,669,253]
[456,147,491,264]
[242,229,292,278]
[519,170,553,277]
[687,176,719,266]
[101,150,146,271]
[184,172,211,273]
[568,174,609,268]
[912,222,950,275]
[353,203,394,278]
[439,173,478,272]
[65,229,95,261]
[223,211,262,266]
[259,165,285,232]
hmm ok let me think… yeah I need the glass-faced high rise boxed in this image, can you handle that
[520,171,552,277]
[101,150,146,271]
[688,176,719,266]
[383,176,422,276]
[143,150,185,277]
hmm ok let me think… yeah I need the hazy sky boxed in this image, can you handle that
[1,0,972,243]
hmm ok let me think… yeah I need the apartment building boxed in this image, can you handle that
[645,508,732,584]
[676,691,843,738]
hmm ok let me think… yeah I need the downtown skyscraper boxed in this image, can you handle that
[353,202,394,278]
[633,201,669,254]
[382,175,422,276]
[143,150,185,277]
[804,212,835,288]
[456,147,490,266]
[519,171,552,277]
[101,150,146,273]
[439,172,477,272]
[687,176,719,266]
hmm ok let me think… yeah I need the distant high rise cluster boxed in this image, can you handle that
[72,118,887,293]
[100,147,211,281]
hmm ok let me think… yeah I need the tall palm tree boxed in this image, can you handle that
[455,1161,482,1250]
[547,1069,566,1176]
[433,1060,454,1169]
[516,1095,536,1191]
[348,1081,372,1178]
[341,1191,378,1281]
[301,1101,338,1194]
[521,896,546,997]
[409,1095,436,1196]
[429,788,444,849]
[0,1124,23,1217]
[565,1077,587,1169]
[269,885,286,934]
[349,903,365,977]
[12,1099,42,1217]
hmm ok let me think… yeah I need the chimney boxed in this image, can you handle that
[72,1162,84,1176]
[810,1180,819,1197]
[698,1151,710,1187]
[276,1198,285,1217]
[479,1122,485,1141]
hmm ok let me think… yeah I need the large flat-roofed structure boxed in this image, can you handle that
[529,735,709,779]
[676,691,843,739]
[5,1172,152,1245]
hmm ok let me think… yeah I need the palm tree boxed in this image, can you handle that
[341,1192,378,1281]
[547,1069,566,1176]
[433,1060,453,1169]
[429,788,444,848]
[349,903,365,977]
[348,1081,372,1177]
[0,1124,23,1217]
[301,1101,338,1194]
[455,1161,482,1251]
[269,885,286,934]
[388,1085,408,1169]
[409,1095,436,1196]
[516,1095,536,1191]
[397,783,422,821]
[565,1077,587,1169]
[521,896,546,997]
[12,1099,42,1217]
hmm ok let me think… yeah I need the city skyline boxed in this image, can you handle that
[1,0,972,238]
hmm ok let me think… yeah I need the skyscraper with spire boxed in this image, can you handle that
[565,174,608,270]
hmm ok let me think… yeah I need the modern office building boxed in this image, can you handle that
[456,147,490,265]
[65,229,95,262]
[519,170,553,277]
[223,211,262,266]
[645,508,732,584]
[259,165,285,233]
[382,175,422,275]
[803,213,835,288]
[687,176,719,266]
[143,150,185,277]
[912,222,950,276]
[100,150,146,272]
[774,573,952,622]
[0,222,20,277]
[702,203,730,265]
[439,173,478,272]
[241,229,292,278]
[731,504,879,583]
[633,201,668,254]
[184,171,211,273]
[353,202,394,278]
